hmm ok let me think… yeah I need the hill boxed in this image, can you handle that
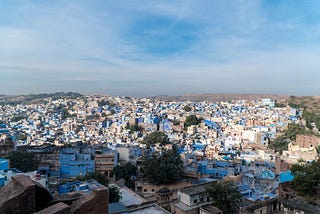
[0,92,82,105]
[149,93,288,103]
[287,96,320,114]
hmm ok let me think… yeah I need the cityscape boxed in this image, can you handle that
[0,93,320,213]
[1,1,320,214]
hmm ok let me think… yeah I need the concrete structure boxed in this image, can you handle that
[240,197,320,214]
[170,182,212,214]
[0,175,52,213]
[60,148,95,178]
[295,134,320,148]
[0,158,9,170]
[128,203,170,214]
[94,149,118,180]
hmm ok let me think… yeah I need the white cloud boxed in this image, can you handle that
[0,0,319,95]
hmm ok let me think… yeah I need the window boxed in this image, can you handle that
[194,199,198,204]
[152,189,155,192]
[144,189,147,192]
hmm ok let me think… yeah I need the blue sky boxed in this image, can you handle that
[1,0,320,96]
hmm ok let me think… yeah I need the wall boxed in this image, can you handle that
[296,135,320,148]
[0,159,9,170]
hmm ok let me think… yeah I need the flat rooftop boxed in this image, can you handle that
[179,182,212,195]
[128,204,170,214]
[118,186,147,207]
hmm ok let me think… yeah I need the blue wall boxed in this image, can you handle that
[197,161,228,177]
[0,174,5,187]
[60,153,94,178]
[0,159,9,171]
[279,170,294,183]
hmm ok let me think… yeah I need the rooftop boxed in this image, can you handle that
[180,182,211,195]
[119,185,147,207]
[128,204,170,214]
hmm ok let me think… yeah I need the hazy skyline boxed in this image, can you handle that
[1,0,320,96]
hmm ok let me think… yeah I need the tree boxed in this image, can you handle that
[290,160,320,197]
[274,102,286,108]
[268,135,290,154]
[113,162,137,188]
[109,185,122,203]
[142,131,169,148]
[206,181,242,214]
[77,172,108,187]
[6,151,38,172]
[77,172,121,203]
[126,124,144,134]
[302,110,320,131]
[98,100,116,107]
[140,147,183,185]
[284,123,312,141]
[268,123,315,154]
[184,115,201,130]
[183,105,192,112]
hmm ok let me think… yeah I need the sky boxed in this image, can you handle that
[1,0,320,96]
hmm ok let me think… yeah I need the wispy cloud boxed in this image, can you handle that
[0,0,320,95]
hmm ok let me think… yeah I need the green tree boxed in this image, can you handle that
[98,100,116,107]
[183,105,192,112]
[109,185,122,203]
[142,131,169,148]
[268,135,289,154]
[290,160,320,197]
[140,147,183,185]
[268,123,315,154]
[302,110,320,131]
[126,124,144,134]
[77,173,122,203]
[6,151,38,172]
[285,123,312,141]
[206,181,242,214]
[184,115,202,130]
[15,132,27,141]
[77,172,109,187]
[113,162,137,188]
[274,102,286,108]
[11,115,26,122]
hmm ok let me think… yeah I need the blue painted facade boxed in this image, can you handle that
[59,180,81,194]
[279,170,294,183]
[0,124,6,129]
[0,159,9,171]
[59,179,104,194]
[192,142,206,151]
[102,119,112,128]
[0,174,5,187]
[60,149,94,178]
[204,119,219,129]
[197,161,229,178]
[0,129,9,134]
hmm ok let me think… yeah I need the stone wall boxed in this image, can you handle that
[0,174,109,214]
[296,134,320,148]
[0,175,52,213]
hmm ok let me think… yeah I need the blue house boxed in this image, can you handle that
[0,174,4,187]
[0,159,9,171]
[197,161,229,178]
[60,148,94,178]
